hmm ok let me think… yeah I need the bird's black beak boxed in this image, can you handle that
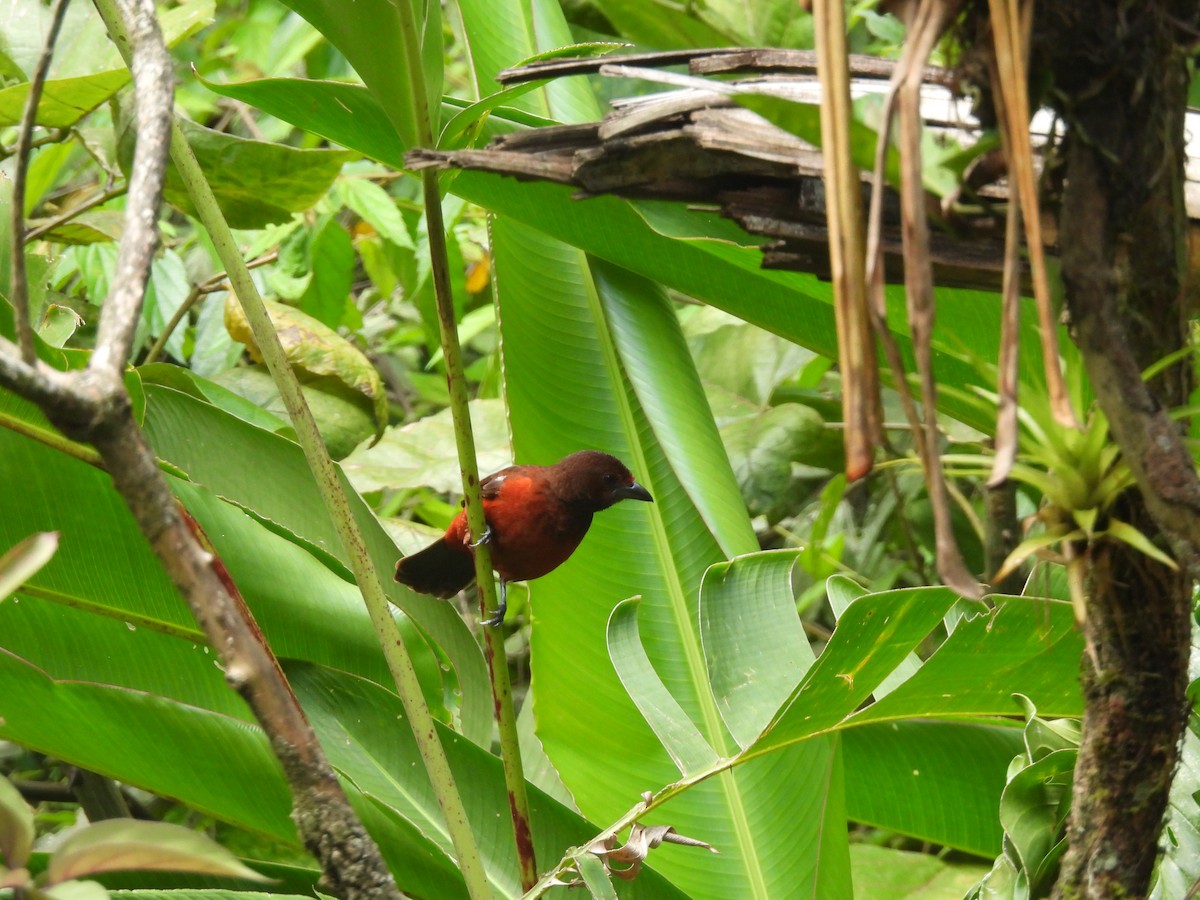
[615,482,653,503]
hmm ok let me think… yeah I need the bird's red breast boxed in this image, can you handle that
[394,450,652,599]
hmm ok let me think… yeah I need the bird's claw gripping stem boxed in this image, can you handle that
[470,525,494,549]
[481,578,507,627]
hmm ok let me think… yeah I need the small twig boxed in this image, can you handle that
[10,0,72,366]
[143,250,277,364]
[26,181,128,242]
[0,127,70,161]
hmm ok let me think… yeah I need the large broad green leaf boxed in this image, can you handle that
[698,556,1022,856]
[607,598,720,774]
[851,597,1084,724]
[756,587,966,751]
[0,647,293,840]
[842,719,1020,857]
[699,550,812,749]
[494,212,851,897]
[456,0,601,123]
[277,0,440,148]
[287,663,691,900]
[137,380,493,745]
[745,594,1083,760]
[149,120,355,229]
[0,410,447,711]
[195,76,552,166]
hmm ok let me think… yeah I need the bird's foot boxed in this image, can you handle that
[481,602,507,627]
[470,525,494,548]
[481,579,507,627]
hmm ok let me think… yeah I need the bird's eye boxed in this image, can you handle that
[603,472,616,485]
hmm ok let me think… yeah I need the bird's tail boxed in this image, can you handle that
[395,538,476,599]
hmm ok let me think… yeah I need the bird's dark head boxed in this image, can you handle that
[554,450,653,511]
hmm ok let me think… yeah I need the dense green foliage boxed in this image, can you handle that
[2,1,1198,899]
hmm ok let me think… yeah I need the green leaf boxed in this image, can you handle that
[999,749,1075,895]
[756,587,963,751]
[577,853,619,899]
[29,211,126,246]
[1151,626,1200,899]
[0,773,34,869]
[135,383,493,745]
[852,597,1084,723]
[699,550,811,749]
[139,364,291,437]
[825,574,867,612]
[587,0,735,49]
[338,178,414,249]
[153,119,355,229]
[0,532,58,603]
[1103,518,1179,570]
[456,0,601,122]
[848,844,990,900]
[455,173,1031,435]
[297,217,356,329]
[721,403,838,520]
[341,399,511,496]
[199,76,408,169]
[843,719,1020,856]
[0,647,291,840]
[607,598,719,774]
[276,0,435,148]
[494,213,851,897]
[47,821,267,884]
[287,662,692,900]
[224,297,387,442]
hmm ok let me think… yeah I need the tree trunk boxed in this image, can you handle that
[1044,3,1198,896]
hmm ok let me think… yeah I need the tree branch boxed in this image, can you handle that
[88,0,172,378]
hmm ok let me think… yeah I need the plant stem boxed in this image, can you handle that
[397,0,538,889]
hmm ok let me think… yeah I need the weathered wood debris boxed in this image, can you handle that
[407,48,1200,292]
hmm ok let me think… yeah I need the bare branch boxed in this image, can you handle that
[10,0,72,367]
[88,0,173,378]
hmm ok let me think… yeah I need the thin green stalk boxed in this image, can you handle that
[423,170,539,889]
[397,1,538,889]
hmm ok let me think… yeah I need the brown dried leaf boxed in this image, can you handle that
[813,0,880,481]
[881,0,983,599]
[986,0,1077,428]
[586,823,717,881]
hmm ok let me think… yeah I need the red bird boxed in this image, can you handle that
[395,450,653,625]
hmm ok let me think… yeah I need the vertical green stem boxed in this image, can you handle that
[422,171,539,889]
[393,0,536,887]
[391,0,537,888]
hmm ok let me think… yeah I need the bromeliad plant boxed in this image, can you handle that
[940,357,1179,622]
